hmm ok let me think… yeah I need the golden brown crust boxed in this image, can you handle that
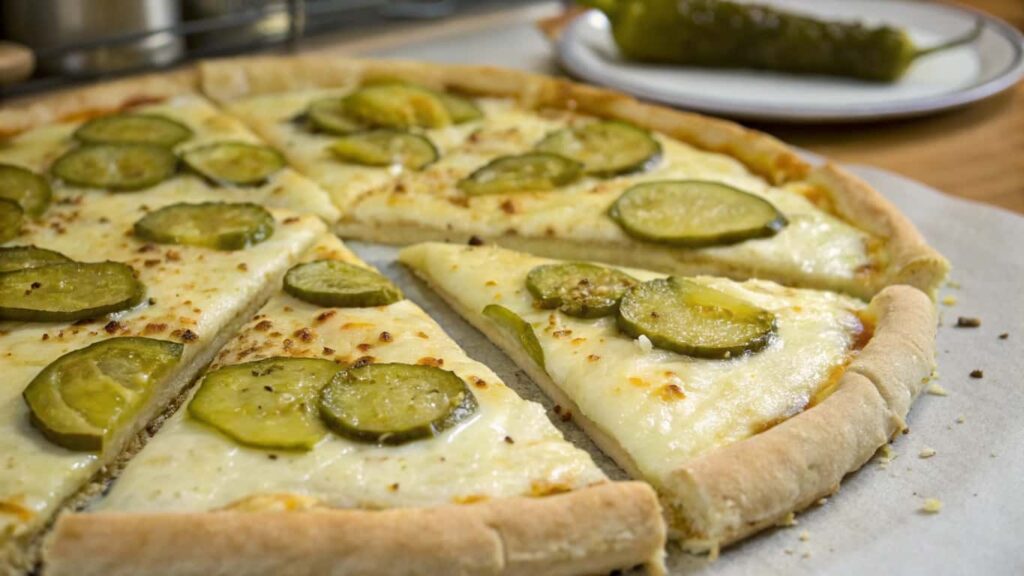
[198,55,946,298]
[808,164,950,298]
[402,254,937,552]
[43,482,666,576]
[0,68,197,138]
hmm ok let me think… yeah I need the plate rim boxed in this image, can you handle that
[557,2,1024,123]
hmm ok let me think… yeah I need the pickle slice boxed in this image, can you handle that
[0,246,71,273]
[328,130,438,171]
[134,202,274,251]
[319,363,477,445]
[617,277,776,359]
[0,261,143,322]
[458,153,582,196]
[344,84,452,129]
[0,199,22,243]
[51,144,177,191]
[609,180,787,247]
[284,260,402,308]
[306,98,363,135]
[526,262,637,318]
[74,114,193,148]
[189,357,340,451]
[536,121,660,177]
[482,304,545,369]
[436,92,483,123]
[182,142,285,187]
[22,337,183,451]
[0,163,52,217]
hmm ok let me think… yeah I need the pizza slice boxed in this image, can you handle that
[0,80,337,574]
[43,234,666,576]
[199,56,947,300]
[399,242,937,552]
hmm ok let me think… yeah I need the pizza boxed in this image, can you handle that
[0,55,946,575]
[41,234,665,576]
[198,56,948,300]
[399,242,937,551]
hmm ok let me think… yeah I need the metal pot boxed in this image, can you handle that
[2,0,184,76]
[182,0,291,55]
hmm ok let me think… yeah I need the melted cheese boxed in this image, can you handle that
[0,94,339,223]
[91,235,604,514]
[399,243,866,490]
[227,90,875,294]
[0,103,332,541]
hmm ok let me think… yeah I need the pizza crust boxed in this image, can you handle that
[196,55,948,299]
[42,482,666,576]
[404,258,936,552]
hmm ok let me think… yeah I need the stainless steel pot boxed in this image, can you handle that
[2,0,184,76]
[182,0,290,54]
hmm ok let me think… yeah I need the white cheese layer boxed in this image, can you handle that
[399,243,866,490]
[91,235,605,514]
[0,94,339,223]
[227,90,874,293]
[0,107,331,540]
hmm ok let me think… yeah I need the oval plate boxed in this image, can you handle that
[557,1,1024,123]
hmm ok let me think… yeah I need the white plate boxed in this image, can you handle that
[556,1,1024,123]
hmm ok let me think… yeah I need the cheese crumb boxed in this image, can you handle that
[919,447,937,459]
[799,530,810,541]
[776,512,798,527]
[876,443,896,467]
[941,295,957,306]
[927,383,949,396]
[921,498,943,513]
[635,334,653,353]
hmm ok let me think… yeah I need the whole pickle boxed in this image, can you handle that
[586,0,982,82]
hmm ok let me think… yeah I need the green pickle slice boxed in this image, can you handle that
[0,246,71,273]
[74,114,193,147]
[134,202,274,251]
[284,260,402,308]
[617,277,776,359]
[329,130,438,171]
[182,142,285,187]
[51,144,178,191]
[609,180,787,247]
[482,304,545,369]
[436,92,483,123]
[0,261,144,322]
[306,98,363,135]
[319,363,477,445]
[344,84,452,129]
[22,337,183,451]
[526,262,637,318]
[536,121,660,177]
[0,199,23,243]
[0,163,52,217]
[458,153,582,196]
[189,357,341,451]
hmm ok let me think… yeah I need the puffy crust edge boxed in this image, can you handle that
[400,247,937,552]
[0,69,198,138]
[42,482,666,576]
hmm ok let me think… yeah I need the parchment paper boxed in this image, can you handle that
[339,15,1024,575]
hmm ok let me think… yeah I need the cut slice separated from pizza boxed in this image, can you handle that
[399,242,938,552]
[43,234,666,576]
[199,56,947,300]
[0,79,341,575]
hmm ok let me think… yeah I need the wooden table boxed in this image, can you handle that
[309,0,1024,215]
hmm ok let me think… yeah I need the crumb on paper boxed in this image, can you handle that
[784,548,794,555]
[776,511,798,527]
[998,332,1008,340]
[927,383,949,396]
[970,369,984,379]
[955,316,981,328]
[635,334,653,353]
[956,415,965,424]
[946,280,961,289]
[876,444,896,468]
[817,497,828,506]
[919,447,937,459]
[799,530,810,542]
[921,498,943,514]
[802,552,812,559]
[941,295,957,306]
